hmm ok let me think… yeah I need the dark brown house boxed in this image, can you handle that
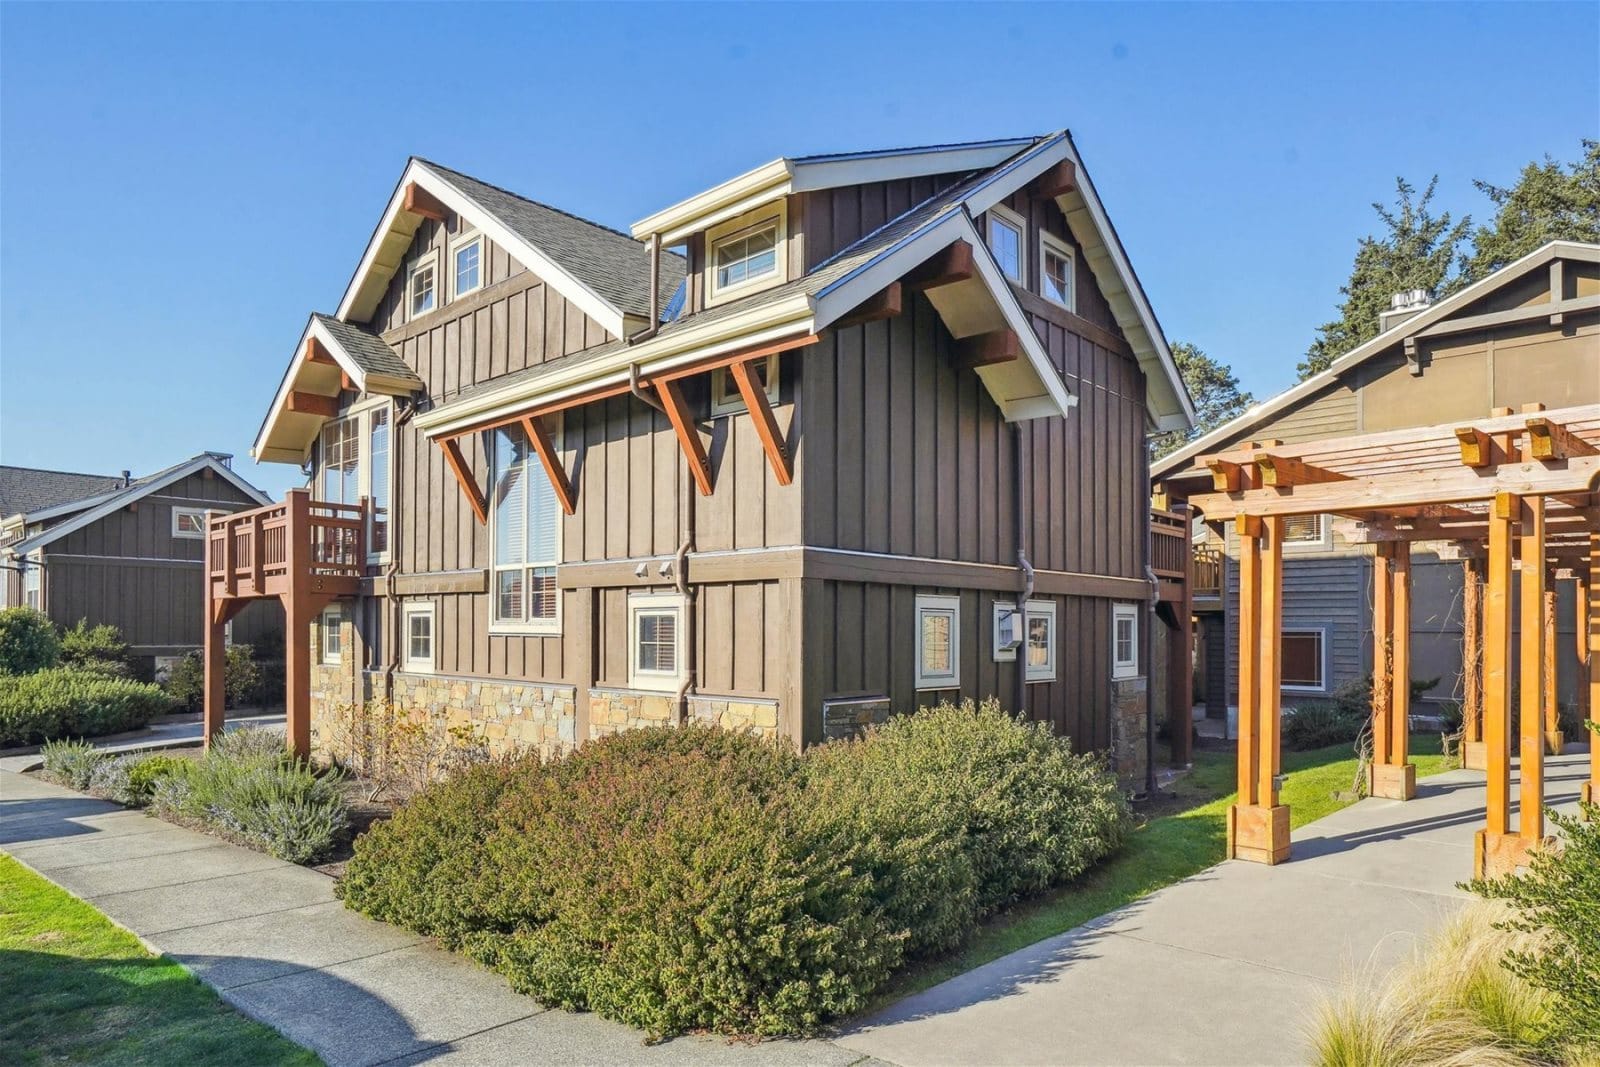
[0,453,280,674]
[221,131,1194,779]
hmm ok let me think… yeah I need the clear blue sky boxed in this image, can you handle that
[3,2,1596,498]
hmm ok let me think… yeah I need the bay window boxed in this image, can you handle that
[491,421,561,633]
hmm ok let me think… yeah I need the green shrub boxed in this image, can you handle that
[150,728,348,864]
[87,752,184,807]
[1468,802,1600,1057]
[1283,701,1366,751]
[58,619,130,676]
[0,668,175,747]
[0,607,60,675]
[163,646,267,711]
[806,700,1131,957]
[39,738,109,790]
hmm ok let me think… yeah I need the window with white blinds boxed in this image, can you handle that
[1282,514,1326,545]
[491,422,561,631]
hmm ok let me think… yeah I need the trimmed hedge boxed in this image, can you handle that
[0,668,175,748]
[340,701,1131,1037]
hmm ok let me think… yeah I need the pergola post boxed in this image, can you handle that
[1476,492,1519,878]
[1542,586,1562,755]
[1585,535,1599,811]
[1518,497,1547,847]
[1227,515,1289,864]
[1169,518,1195,767]
[1461,558,1486,770]
[1372,542,1416,799]
[283,490,314,760]
[202,514,227,748]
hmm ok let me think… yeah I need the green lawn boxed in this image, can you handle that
[0,855,319,1066]
[878,733,1454,1002]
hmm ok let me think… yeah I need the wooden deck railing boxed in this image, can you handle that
[206,490,364,599]
[1192,544,1223,598]
[1150,509,1189,581]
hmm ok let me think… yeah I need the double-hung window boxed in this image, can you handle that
[403,602,435,674]
[490,422,561,632]
[321,606,343,665]
[318,400,392,562]
[986,206,1025,284]
[1040,232,1075,311]
[1112,604,1139,680]
[452,232,483,298]
[915,594,961,690]
[408,257,437,320]
[628,593,685,691]
[23,557,41,611]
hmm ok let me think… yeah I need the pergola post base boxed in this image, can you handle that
[1462,741,1488,771]
[1474,830,1554,878]
[1542,731,1565,756]
[1369,762,1417,800]
[1582,781,1595,811]
[1227,803,1290,864]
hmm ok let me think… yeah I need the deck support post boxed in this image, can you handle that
[1227,514,1290,864]
[203,514,226,749]
[1371,542,1416,799]
[1518,497,1549,850]
[1476,493,1525,877]
[1584,535,1599,812]
[283,490,313,760]
[1462,558,1486,769]
[1169,512,1194,767]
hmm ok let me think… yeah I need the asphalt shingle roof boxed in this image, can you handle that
[312,314,422,384]
[0,467,124,520]
[419,160,687,321]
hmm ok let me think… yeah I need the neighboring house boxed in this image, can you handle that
[0,453,281,674]
[234,131,1194,777]
[1155,241,1599,716]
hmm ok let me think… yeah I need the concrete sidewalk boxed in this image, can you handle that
[836,754,1589,1067]
[0,712,286,774]
[0,770,863,1066]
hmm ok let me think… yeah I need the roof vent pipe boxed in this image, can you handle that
[627,233,662,346]
[1379,288,1433,333]
[121,470,132,487]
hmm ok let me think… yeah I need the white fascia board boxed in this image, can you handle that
[334,167,414,323]
[658,182,793,246]
[1150,239,1600,478]
[252,316,358,462]
[958,133,1070,217]
[631,159,793,239]
[414,294,816,439]
[787,139,1034,193]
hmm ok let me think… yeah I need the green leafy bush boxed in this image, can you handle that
[1283,701,1366,751]
[87,752,185,807]
[341,706,1132,1038]
[0,607,60,675]
[150,728,348,864]
[39,738,109,790]
[58,619,130,676]
[164,646,267,711]
[0,668,175,747]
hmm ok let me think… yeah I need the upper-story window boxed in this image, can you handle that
[1040,232,1075,311]
[986,205,1025,284]
[490,421,562,633]
[318,400,392,562]
[408,257,437,320]
[705,203,788,306]
[452,232,483,298]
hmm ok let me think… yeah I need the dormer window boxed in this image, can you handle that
[408,257,437,320]
[452,232,483,298]
[1040,231,1075,311]
[986,206,1025,284]
[705,203,787,306]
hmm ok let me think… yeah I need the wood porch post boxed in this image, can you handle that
[1228,514,1289,864]
[1518,496,1547,846]
[1372,543,1396,769]
[1170,535,1194,767]
[1234,517,1261,811]
[1258,516,1284,805]
[202,514,226,748]
[283,489,313,759]
[1475,492,1518,877]
[1542,586,1561,755]
[1373,542,1416,799]
[1462,558,1486,770]
[1585,535,1600,811]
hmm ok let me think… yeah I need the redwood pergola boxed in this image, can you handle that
[1187,403,1600,877]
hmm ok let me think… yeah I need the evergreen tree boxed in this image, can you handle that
[1152,342,1255,459]
[1461,140,1600,282]
[1297,177,1470,380]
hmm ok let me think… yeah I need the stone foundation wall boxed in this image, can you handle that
[388,673,577,761]
[1110,675,1149,785]
[821,696,892,741]
[588,688,780,741]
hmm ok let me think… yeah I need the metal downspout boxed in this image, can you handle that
[1013,424,1034,718]
[673,465,697,725]
[381,397,418,705]
[1144,437,1159,799]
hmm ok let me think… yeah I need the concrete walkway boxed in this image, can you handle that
[0,711,286,773]
[0,770,862,1066]
[836,753,1589,1067]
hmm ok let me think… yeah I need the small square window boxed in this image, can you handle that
[710,354,779,416]
[915,594,961,690]
[408,258,436,319]
[628,593,685,691]
[1040,232,1075,311]
[172,507,207,539]
[1282,514,1327,547]
[403,603,435,674]
[453,233,483,298]
[986,206,1025,284]
[321,606,343,665]
[1282,629,1328,691]
[1112,604,1139,680]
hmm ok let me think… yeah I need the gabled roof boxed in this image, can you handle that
[0,466,124,521]
[8,454,271,555]
[336,157,684,337]
[1152,240,1600,479]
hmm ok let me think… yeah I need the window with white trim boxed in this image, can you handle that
[317,400,393,562]
[993,599,1056,682]
[628,593,685,691]
[705,203,787,305]
[172,507,207,539]
[1040,231,1075,311]
[1282,514,1328,547]
[321,606,343,665]
[915,594,961,690]
[403,602,435,674]
[710,354,778,416]
[986,206,1025,284]
[490,421,561,632]
[1112,604,1139,680]
[1282,629,1328,692]
[407,257,437,320]
[23,557,41,611]
[452,232,483,298]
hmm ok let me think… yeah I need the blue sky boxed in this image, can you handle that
[2,2,1596,498]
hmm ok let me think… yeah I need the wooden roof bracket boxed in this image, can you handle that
[522,415,577,515]
[438,436,489,525]
[1403,335,1423,376]
[729,357,793,486]
[656,379,713,496]
[403,182,449,222]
